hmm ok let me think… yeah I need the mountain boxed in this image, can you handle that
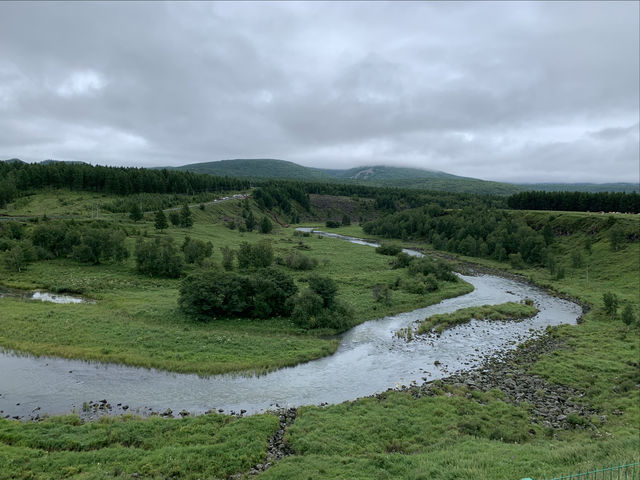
[166,159,522,194]
[157,158,640,195]
[163,158,332,181]
[322,165,457,181]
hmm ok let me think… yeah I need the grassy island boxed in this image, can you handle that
[417,301,539,335]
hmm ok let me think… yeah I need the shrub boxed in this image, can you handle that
[284,251,318,271]
[237,240,273,270]
[245,211,256,231]
[129,203,144,222]
[609,224,625,251]
[308,275,338,308]
[71,229,129,265]
[603,292,619,319]
[182,236,213,265]
[259,216,273,234]
[621,304,636,327]
[3,240,36,272]
[291,289,353,330]
[180,204,193,228]
[220,246,235,271]
[178,267,297,319]
[408,257,456,282]
[252,267,298,318]
[509,253,525,269]
[135,237,183,278]
[401,274,439,294]
[178,270,253,318]
[169,212,181,227]
[291,289,325,328]
[376,242,402,256]
[390,252,413,269]
[372,283,392,305]
[154,210,168,231]
[325,220,340,228]
[571,250,584,268]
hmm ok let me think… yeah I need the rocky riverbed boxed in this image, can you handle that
[397,331,600,431]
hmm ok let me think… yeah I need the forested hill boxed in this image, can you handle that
[163,159,638,195]
[0,160,251,208]
[163,159,522,194]
[163,159,332,181]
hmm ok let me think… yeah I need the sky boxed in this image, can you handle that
[0,1,638,183]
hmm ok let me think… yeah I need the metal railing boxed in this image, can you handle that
[521,461,639,480]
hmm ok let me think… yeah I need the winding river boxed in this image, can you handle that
[0,230,581,419]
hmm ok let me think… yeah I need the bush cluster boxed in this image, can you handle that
[178,267,297,319]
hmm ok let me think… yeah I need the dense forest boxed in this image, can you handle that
[363,206,553,267]
[0,161,251,207]
[507,190,640,213]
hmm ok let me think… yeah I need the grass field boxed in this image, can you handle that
[0,192,472,375]
[1,195,638,479]
[0,412,279,480]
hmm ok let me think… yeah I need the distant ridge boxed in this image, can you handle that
[165,158,522,194]
[515,182,638,193]
[163,158,331,180]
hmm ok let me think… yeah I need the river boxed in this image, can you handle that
[0,230,581,419]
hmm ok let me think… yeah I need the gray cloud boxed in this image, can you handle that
[0,1,638,182]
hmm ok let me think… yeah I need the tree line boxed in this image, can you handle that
[507,191,639,214]
[0,161,251,207]
[363,206,554,267]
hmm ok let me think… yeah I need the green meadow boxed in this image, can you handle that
[0,192,638,479]
[0,191,471,375]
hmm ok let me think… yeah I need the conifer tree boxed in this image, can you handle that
[154,209,168,231]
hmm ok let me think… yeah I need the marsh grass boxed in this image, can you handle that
[0,413,279,480]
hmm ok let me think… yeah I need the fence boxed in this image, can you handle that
[521,461,640,480]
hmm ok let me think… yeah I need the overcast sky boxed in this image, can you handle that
[1,1,638,183]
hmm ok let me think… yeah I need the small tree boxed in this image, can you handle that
[542,223,554,246]
[245,211,256,231]
[135,237,183,278]
[603,292,619,319]
[220,246,235,271]
[609,225,624,251]
[342,214,351,226]
[181,236,213,265]
[571,250,583,268]
[237,240,273,270]
[169,212,181,227]
[621,304,635,327]
[308,275,338,309]
[129,203,143,222]
[180,204,193,228]
[3,242,35,272]
[259,216,273,234]
[154,210,168,231]
[372,283,392,306]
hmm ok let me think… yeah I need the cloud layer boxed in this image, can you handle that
[0,1,638,182]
